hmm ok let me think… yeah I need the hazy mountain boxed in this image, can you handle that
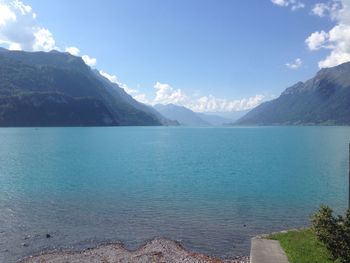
[0,48,173,126]
[154,104,245,126]
[201,111,249,124]
[154,104,210,126]
[236,62,350,125]
[195,112,232,126]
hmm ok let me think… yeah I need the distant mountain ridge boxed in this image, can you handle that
[154,103,234,126]
[195,112,232,126]
[236,61,350,125]
[0,48,174,126]
[154,104,210,126]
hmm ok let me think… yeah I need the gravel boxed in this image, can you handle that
[18,238,250,263]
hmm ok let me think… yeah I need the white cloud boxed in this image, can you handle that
[291,2,305,10]
[11,0,33,15]
[66,46,97,68]
[271,0,305,10]
[153,82,188,105]
[187,94,265,112]
[8,41,20,50]
[32,28,55,51]
[305,30,329,50]
[0,0,57,52]
[312,3,331,16]
[99,70,118,83]
[271,0,289,6]
[133,93,149,104]
[65,46,80,56]
[318,24,350,67]
[0,4,16,26]
[133,82,265,112]
[82,54,96,67]
[311,1,343,18]
[99,70,138,94]
[286,58,303,69]
[306,0,350,68]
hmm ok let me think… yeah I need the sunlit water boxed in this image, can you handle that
[0,126,349,262]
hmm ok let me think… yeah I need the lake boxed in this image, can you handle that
[0,126,349,262]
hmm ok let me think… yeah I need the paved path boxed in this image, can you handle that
[250,238,289,263]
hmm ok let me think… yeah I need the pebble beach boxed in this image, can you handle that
[18,239,250,263]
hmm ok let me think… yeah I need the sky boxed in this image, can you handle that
[0,0,349,112]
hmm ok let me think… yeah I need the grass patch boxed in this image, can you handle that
[269,229,339,263]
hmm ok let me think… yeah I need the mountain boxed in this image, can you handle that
[195,112,232,126]
[211,110,250,122]
[154,104,210,126]
[197,110,249,125]
[236,62,350,125]
[154,104,244,126]
[0,48,173,126]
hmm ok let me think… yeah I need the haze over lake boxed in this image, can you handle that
[0,126,349,262]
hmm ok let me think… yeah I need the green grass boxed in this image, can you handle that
[269,229,339,263]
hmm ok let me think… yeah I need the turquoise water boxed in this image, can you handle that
[0,126,349,262]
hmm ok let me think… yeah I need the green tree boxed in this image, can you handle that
[312,205,350,263]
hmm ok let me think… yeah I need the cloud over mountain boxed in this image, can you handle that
[135,82,265,112]
[0,0,97,67]
[307,0,350,68]
[0,0,266,113]
[0,0,55,51]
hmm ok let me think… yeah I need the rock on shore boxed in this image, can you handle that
[18,238,249,263]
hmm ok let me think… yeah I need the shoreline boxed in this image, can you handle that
[18,238,250,263]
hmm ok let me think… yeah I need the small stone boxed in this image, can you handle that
[46,233,51,238]
[21,243,28,247]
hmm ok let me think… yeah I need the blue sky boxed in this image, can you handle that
[0,0,349,112]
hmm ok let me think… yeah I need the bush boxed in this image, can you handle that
[311,205,350,263]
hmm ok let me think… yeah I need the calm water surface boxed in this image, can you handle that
[0,126,349,262]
